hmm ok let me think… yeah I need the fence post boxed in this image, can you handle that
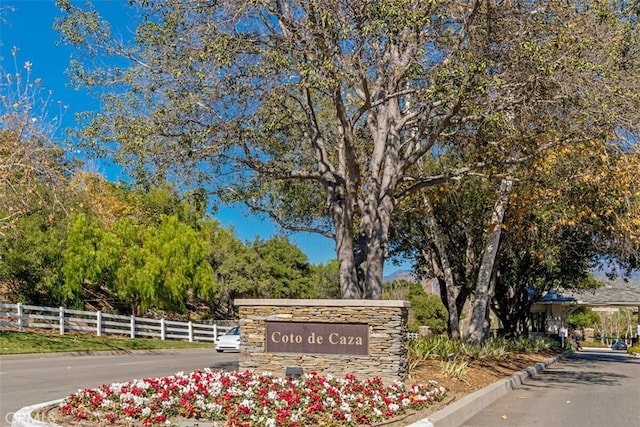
[188,321,193,342]
[161,318,166,340]
[97,311,102,337]
[59,307,65,335]
[213,324,217,341]
[130,315,135,338]
[17,303,23,332]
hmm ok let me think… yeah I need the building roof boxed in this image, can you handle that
[539,282,640,307]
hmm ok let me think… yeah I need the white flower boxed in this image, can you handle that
[239,398,254,409]
[324,397,336,407]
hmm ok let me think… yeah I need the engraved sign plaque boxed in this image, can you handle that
[265,321,369,355]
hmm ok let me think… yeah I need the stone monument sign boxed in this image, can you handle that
[235,299,410,383]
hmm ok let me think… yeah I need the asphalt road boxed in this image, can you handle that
[0,349,239,426]
[461,349,640,427]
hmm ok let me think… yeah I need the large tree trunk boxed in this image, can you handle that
[336,229,362,299]
[355,101,401,300]
[329,176,362,298]
[331,175,395,300]
[334,210,362,298]
[362,194,395,300]
[466,176,513,344]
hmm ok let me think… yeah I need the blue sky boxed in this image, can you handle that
[0,0,347,266]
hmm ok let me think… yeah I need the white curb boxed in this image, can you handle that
[10,399,62,427]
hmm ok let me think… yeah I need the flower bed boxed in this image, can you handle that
[59,369,447,426]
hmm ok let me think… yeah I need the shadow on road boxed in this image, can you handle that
[208,360,240,372]
[523,350,637,390]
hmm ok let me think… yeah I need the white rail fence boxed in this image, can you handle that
[0,302,232,343]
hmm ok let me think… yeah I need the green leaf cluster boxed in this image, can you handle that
[384,280,448,334]
[567,307,601,330]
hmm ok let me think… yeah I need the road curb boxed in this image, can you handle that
[11,399,63,427]
[406,351,569,427]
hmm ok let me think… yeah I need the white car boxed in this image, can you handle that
[215,326,240,352]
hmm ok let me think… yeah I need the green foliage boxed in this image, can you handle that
[408,336,476,362]
[62,212,215,314]
[505,336,555,353]
[61,213,122,306]
[442,360,469,380]
[408,282,448,334]
[202,222,265,316]
[0,211,66,305]
[383,280,448,334]
[0,51,77,305]
[253,236,316,299]
[567,307,601,330]
[311,259,341,299]
[408,335,557,367]
[112,215,215,314]
[137,185,208,228]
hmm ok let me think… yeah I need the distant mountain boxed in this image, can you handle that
[592,269,640,287]
[383,269,416,283]
[383,269,440,294]
[384,268,640,297]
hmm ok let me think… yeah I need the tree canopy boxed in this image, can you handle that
[54,0,639,301]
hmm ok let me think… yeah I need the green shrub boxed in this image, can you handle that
[442,360,469,380]
[408,335,558,374]
[506,336,554,353]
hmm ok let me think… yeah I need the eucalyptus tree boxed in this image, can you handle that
[389,176,490,338]
[391,140,640,340]
[56,0,640,302]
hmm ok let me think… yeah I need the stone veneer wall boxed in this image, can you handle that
[235,299,410,383]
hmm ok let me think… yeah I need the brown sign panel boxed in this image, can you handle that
[265,321,369,355]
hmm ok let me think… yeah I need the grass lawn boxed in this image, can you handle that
[0,330,212,355]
